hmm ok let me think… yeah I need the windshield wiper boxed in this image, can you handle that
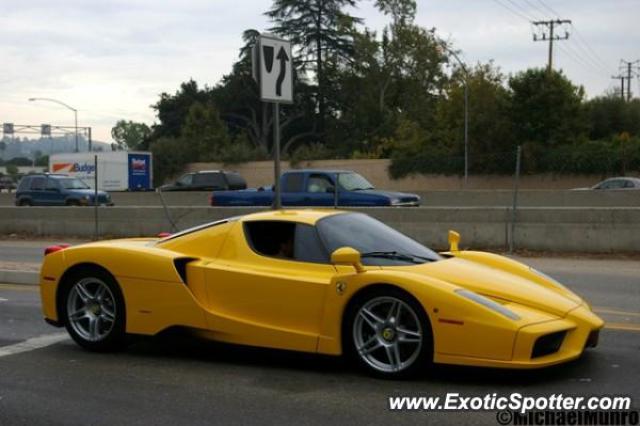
[361,251,423,263]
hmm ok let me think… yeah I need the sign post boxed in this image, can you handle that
[255,34,293,210]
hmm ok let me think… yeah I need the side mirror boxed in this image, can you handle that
[331,247,365,273]
[448,230,461,252]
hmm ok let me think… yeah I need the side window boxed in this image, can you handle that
[194,173,225,188]
[623,180,635,188]
[294,224,329,263]
[307,174,333,193]
[244,221,328,263]
[177,174,193,186]
[17,178,30,192]
[45,178,60,190]
[245,221,296,259]
[283,173,305,192]
[604,180,623,189]
[30,177,46,191]
[225,173,247,190]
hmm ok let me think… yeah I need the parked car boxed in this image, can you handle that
[0,176,17,192]
[15,173,114,206]
[573,177,640,190]
[209,169,421,207]
[159,170,247,192]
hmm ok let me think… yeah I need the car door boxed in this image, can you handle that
[28,176,47,205]
[44,178,66,205]
[304,174,335,206]
[280,172,307,206]
[201,220,335,352]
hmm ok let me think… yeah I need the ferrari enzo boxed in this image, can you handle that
[39,209,603,378]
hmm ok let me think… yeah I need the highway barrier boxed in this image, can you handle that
[1,190,638,207]
[0,206,638,252]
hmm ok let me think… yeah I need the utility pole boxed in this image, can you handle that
[532,19,572,72]
[611,75,626,100]
[619,60,639,101]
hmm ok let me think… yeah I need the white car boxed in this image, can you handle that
[573,177,640,190]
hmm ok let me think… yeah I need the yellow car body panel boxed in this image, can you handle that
[39,209,603,370]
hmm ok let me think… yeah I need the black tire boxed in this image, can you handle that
[66,199,81,206]
[18,199,32,206]
[343,286,433,379]
[60,267,127,352]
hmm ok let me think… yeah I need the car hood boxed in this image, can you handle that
[383,258,581,317]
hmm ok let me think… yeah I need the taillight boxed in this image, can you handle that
[44,244,69,256]
[157,232,172,238]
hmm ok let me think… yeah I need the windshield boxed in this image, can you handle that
[317,213,441,266]
[338,173,375,191]
[56,178,90,189]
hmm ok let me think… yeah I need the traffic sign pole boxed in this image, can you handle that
[273,102,281,210]
[255,34,293,211]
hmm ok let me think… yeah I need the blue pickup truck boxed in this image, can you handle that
[209,169,420,207]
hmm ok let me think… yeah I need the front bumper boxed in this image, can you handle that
[435,304,604,369]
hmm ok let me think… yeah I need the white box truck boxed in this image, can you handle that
[49,151,153,191]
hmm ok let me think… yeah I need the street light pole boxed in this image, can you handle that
[28,97,79,152]
[438,42,470,187]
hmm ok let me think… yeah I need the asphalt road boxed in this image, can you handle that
[0,258,638,426]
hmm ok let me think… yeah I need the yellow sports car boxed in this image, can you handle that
[39,209,603,378]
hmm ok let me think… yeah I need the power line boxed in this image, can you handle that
[491,0,534,22]
[535,0,561,18]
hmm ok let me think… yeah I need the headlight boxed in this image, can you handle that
[456,289,520,320]
[83,195,91,200]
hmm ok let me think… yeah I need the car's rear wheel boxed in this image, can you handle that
[66,199,81,206]
[18,199,32,206]
[62,269,126,351]
[345,288,432,379]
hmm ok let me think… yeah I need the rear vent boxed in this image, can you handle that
[532,331,567,358]
[173,258,198,285]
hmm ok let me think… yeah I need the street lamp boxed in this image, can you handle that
[29,97,79,152]
[438,42,470,187]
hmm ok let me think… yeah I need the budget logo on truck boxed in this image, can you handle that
[130,158,147,175]
[52,162,96,174]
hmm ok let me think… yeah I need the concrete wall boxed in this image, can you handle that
[2,189,638,207]
[186,159,621,190]
[1,206,638,253]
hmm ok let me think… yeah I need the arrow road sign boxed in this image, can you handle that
[258,34,293,103]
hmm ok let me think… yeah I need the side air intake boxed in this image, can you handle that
[173,258,198,285]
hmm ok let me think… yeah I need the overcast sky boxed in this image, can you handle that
[1,0,638,143]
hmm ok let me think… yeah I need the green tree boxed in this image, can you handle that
[508,68,587,147]
[5,164,18,176]
[151,80,212,140]
[266,0,362,137]
[111,120,151,150]
[435,62,514,173]
[585,96,640,139]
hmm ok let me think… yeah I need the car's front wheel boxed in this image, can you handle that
[345,288,432,379]
[62,269,127,351]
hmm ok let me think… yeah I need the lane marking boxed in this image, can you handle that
[594,307,640,318]
[0,283,38,292]
[0,333,68,358]
[604,322,640,332]
[0,297,7,302]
